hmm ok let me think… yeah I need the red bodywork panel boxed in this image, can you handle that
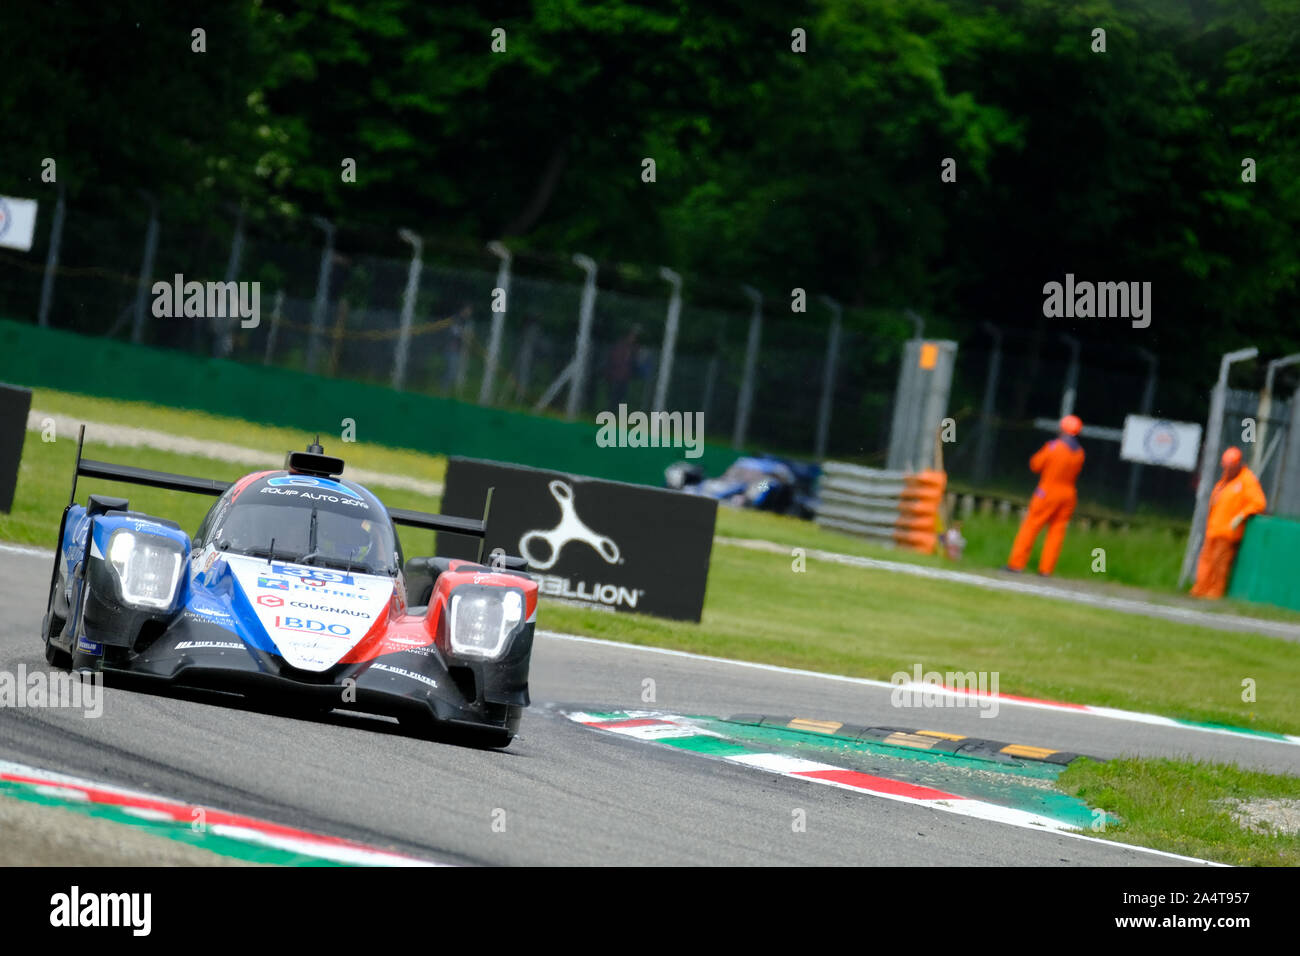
[340,559,537,664]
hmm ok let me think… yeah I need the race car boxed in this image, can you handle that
[40,432,536,747]
[665,454,820,519]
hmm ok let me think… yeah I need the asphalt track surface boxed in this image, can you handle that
[1,548,1295,866]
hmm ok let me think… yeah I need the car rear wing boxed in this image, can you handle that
[388,488,494,562]
[66,425,493,557]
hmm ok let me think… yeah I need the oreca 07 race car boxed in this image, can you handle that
[40,434,536,747]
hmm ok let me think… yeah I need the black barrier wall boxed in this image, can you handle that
[438,458,717,622]
[0,383,31,513]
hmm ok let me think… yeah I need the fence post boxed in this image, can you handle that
[814,295,842,460]
[1124,347,1158,513]
[263,290,284,365]
[392,228,424,390]
[733,284,762,450]
[131,191,159,344]
[1059,333,1080,418]
[454,316,474,398]
[905,308,924,340]
[702,318,725,430]
[566,253,598,420]
[215,203,246,357]
[887,336,918,471]
[1254,353,1300,471]
[973,322,1002,483]
[305,216,335,374]
[478,241,512,405]
[1178,347,1258,588]
[653,267,683,414]
[1273,384,1300,514]
[37,183,65,328]
[512,320,538,403]
[888,310,927,470]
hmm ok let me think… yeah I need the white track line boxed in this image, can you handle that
[569,712,1223,866]
[0,543,54,558]
[0,758,440,866]
[3,543,1292,747]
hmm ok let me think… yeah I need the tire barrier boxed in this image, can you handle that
[815,461,947,553]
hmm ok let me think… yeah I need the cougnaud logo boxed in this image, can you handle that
[519,480,620,571]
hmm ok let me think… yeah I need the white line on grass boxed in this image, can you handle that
[27,410,444,497]
[717,536,1300,642]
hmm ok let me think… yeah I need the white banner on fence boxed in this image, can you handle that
[1120,415,1202,471]
[0,196,38,251]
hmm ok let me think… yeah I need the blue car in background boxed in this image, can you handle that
[665,455,820,519]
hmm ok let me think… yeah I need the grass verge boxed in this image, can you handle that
[0,434,442,548]
[714,506,1300,623]
[30,388,449,487]
[5,389,1300,734]
[539,544,1300,734]
[1058,757,1300,865]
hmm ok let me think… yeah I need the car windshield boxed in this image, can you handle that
[212,500,397,575]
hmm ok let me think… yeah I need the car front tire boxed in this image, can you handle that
[42,563,72,670]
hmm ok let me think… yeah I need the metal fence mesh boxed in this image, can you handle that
[4,199,1295,523]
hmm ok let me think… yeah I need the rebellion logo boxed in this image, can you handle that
[520,481,621,570]
[440,458,716,622]
[536,574,642,609]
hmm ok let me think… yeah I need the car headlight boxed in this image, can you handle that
[107,530,183,609]
[448,588,523,660]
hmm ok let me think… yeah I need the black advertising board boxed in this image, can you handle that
[437,457,717,622]
[0,383,31,513]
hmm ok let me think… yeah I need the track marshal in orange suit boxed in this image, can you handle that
[1004,415,1085,576]
[1190,446,1266,599]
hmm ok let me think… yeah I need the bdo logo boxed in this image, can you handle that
[274,616,351,637]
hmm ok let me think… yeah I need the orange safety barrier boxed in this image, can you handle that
[893,469,946,552]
